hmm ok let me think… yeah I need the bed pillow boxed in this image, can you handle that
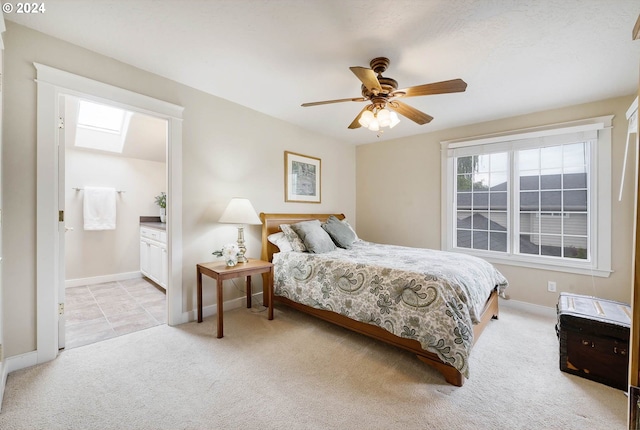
[322,215,357,248]
[279,224,307,252]
[267,232,293,252]
[342,219,359,241]
[290,220,336,253]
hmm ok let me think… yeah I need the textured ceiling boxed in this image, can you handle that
[6,0,640,145]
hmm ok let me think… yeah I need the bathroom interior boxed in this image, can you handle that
[62,95,169,349]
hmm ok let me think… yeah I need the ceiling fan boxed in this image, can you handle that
[301,57,467,132]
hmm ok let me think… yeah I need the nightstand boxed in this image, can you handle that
[196,258,274,338]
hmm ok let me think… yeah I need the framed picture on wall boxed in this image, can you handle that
[285,151,321,203]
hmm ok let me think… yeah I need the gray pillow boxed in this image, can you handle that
[322,215,356,248]
[290,220,336,253]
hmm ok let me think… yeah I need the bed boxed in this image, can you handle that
[259,213,508,386]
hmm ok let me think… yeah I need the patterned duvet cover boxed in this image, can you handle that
[272,241,508,377]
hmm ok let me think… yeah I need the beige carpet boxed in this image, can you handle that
[0,299,627,429]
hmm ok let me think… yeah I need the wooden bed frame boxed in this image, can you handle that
[259,213,499,386]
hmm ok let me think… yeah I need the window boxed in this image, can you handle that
[517,143,589,260]
[442,116,612,277]
[456,152,508,253]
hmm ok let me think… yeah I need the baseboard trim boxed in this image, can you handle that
[6,351,38,374]
[65,271,142,288]
[181,295,556,322]
[0,350,41,411]
[181,292,265,324]
[0,360,6,412]
[500,297,556,318]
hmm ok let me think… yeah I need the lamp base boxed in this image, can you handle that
[236,226,248,263]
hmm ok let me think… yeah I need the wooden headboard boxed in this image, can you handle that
[260,213,346,262]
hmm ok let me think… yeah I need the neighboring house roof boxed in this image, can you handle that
[456,213,508,251]
[456,213,557,255]
[456,213,506,231]
[457,173,587,212]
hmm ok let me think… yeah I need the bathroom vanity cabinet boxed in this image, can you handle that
[140,225,167,289]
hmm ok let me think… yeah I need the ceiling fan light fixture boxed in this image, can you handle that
[302,57,467,135]
[377,108,391,127]
[389,111,400,128]
[358,110,374,127]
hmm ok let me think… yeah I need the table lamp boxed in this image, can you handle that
[218,197,262,263]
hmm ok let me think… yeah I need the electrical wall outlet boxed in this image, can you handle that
[547,281,557,293]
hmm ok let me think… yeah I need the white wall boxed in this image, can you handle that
[2,21,356,358]
[64,148,166,281]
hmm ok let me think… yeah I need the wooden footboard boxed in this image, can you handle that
[274,289,499,386]
[259,212,500,386]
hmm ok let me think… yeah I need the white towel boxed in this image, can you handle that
[83,186,116,230]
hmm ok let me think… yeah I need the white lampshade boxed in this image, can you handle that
[367,118,380,131]
[218,198,262,225]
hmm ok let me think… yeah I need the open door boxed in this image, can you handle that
[58,95,66,350]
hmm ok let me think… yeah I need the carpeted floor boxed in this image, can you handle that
[0,299,627,429]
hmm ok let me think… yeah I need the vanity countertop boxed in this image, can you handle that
[140,222,166,231]
[140,216,166,231]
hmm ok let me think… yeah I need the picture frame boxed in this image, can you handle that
[284,151,321,203]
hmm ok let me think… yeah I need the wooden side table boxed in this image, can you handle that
[196,258,274,338]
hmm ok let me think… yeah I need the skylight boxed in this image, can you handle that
[75,100,131,153]
[78,100,126,133]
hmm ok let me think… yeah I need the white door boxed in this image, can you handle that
[57,95,66,350]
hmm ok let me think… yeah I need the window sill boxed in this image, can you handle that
[448,248,612,278]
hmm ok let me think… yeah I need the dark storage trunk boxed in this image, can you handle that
[556,293,631,391]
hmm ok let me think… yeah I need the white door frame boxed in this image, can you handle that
[35,63,184,364]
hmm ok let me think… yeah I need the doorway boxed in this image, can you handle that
[35,63,184,364]
[62,95,169,349]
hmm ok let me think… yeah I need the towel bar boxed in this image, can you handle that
[72,187,125,193]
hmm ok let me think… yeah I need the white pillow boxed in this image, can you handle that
[279,224,307,252]
[267,232,293,252]
[342,219,359,241]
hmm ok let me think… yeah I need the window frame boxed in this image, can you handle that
[441,116,612,277]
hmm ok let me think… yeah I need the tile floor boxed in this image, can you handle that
[64,277,166,350]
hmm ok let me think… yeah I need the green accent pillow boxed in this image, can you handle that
[322,215,356,248]
[290,220,336,253]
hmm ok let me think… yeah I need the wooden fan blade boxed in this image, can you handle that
[388,101,433,125]
[348,106,370,129]
[349,66,382,93]
[394,79,467,98]
[301,97,366,107]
